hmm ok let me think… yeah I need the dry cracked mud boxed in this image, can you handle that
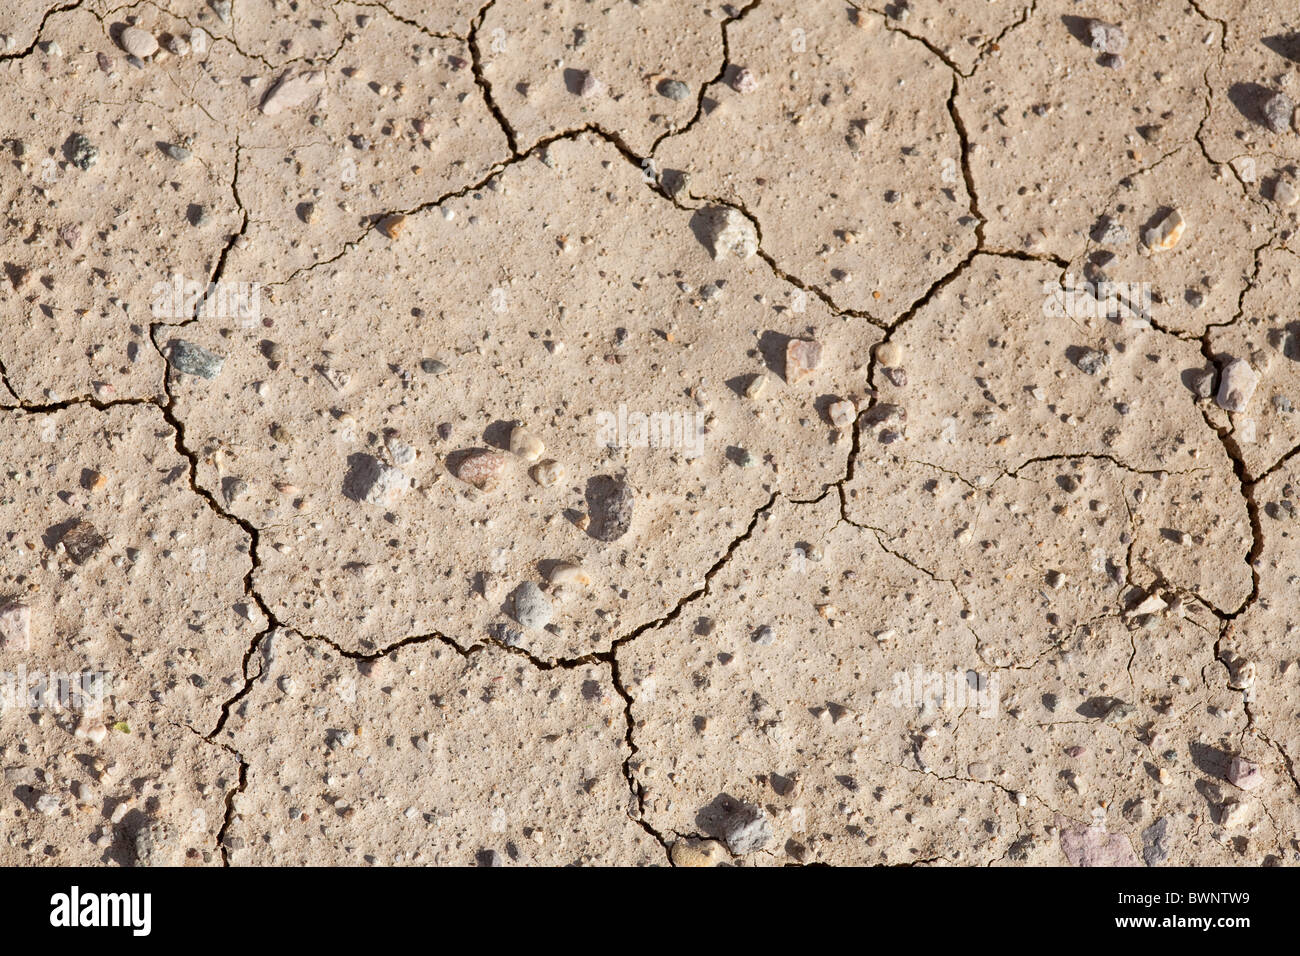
[1,0,1298,868]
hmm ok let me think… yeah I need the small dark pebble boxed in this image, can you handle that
[60,520,106,565]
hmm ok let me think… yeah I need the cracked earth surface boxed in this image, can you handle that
[1,0,1298,867]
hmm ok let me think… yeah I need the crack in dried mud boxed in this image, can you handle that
[647,0,764,154]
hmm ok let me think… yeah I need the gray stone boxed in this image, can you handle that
[168,339,225,379]
[720,800,772,855]
[68,134,98,170]
[1141,816,1170,866]
[134,821,172,866]
[1073,347,1110,376]
[1262,91,1295,134]
[658,79,691,101]
[1088,21,1127,55]
[511,582,553,630]
[589,477,634,542]
[1095,220,1129,246]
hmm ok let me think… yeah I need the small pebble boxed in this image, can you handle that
[378,214,407,240]
[1095,219,1129,245]
[68,134,98,170]
[455,450,506,491]
[1189,368,1215,398]
[223,477,250,505]
[671,838,726,867]
[1225,756,1263,791]
[718,799,772,854]
[1142,208,1185,251]
[1102,700,1137,725]
[509,426,545,462]
[703,206,758,260]
[1216,358,1259,413]
[658,79,691,101]
[385,433,416,466]
[785,338,822,383]
[259,69,325,115]
[875,341,903,368]
[346,455,405,505]
[0,602,31,648]
[118,26,158,59]
[828,399,856,428]
[75,718,108,745]
[548,562,591,588]
[1072,347,1110,376]
[531,459,564,487]
[60,520,106,565]
[589,477,634,541]
[731,67,758,94]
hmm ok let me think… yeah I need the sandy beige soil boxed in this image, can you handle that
[1,0,1297,866]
